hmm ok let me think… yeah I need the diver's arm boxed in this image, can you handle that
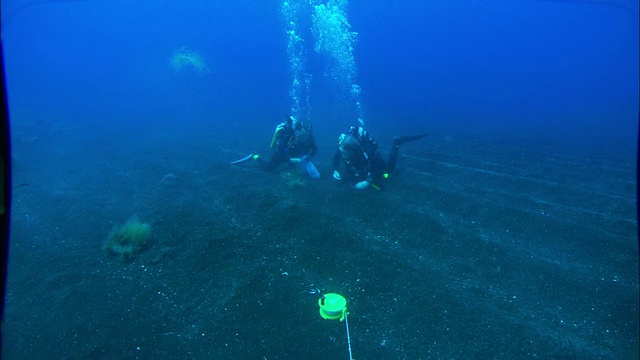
[332,148,342,180]
[332,148,342,171]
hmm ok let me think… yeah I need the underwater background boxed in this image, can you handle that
[1,0,638,358]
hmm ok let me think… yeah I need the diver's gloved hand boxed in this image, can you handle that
[354,180,370,190]
[332,170,341,180]
[289,157,302,163]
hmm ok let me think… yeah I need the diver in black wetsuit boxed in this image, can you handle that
[253,115,320,178]
[332,125,426,189]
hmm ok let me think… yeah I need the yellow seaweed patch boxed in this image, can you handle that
[103,216,152,262]
[170,46,210,74]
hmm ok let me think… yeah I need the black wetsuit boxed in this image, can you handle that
[332,133,400,184]
[259,124,318,172]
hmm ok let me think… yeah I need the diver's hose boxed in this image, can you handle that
[345,312,353,360]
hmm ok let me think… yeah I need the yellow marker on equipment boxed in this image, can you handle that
[270,127,281,148]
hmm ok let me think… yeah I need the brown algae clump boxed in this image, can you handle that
[104,217,151,262]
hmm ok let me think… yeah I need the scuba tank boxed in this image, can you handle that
[270,115,294,149]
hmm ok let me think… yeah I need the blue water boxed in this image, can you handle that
[1,0,638,359]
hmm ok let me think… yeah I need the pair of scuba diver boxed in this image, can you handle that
[234,115,426,190]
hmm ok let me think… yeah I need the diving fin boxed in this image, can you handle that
[393,133,428,147]
[230,154,255,165]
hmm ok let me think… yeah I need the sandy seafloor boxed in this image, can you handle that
[2,117,638,359]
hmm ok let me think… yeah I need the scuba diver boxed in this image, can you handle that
[232,115,320,179]
[332,125,426,190]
